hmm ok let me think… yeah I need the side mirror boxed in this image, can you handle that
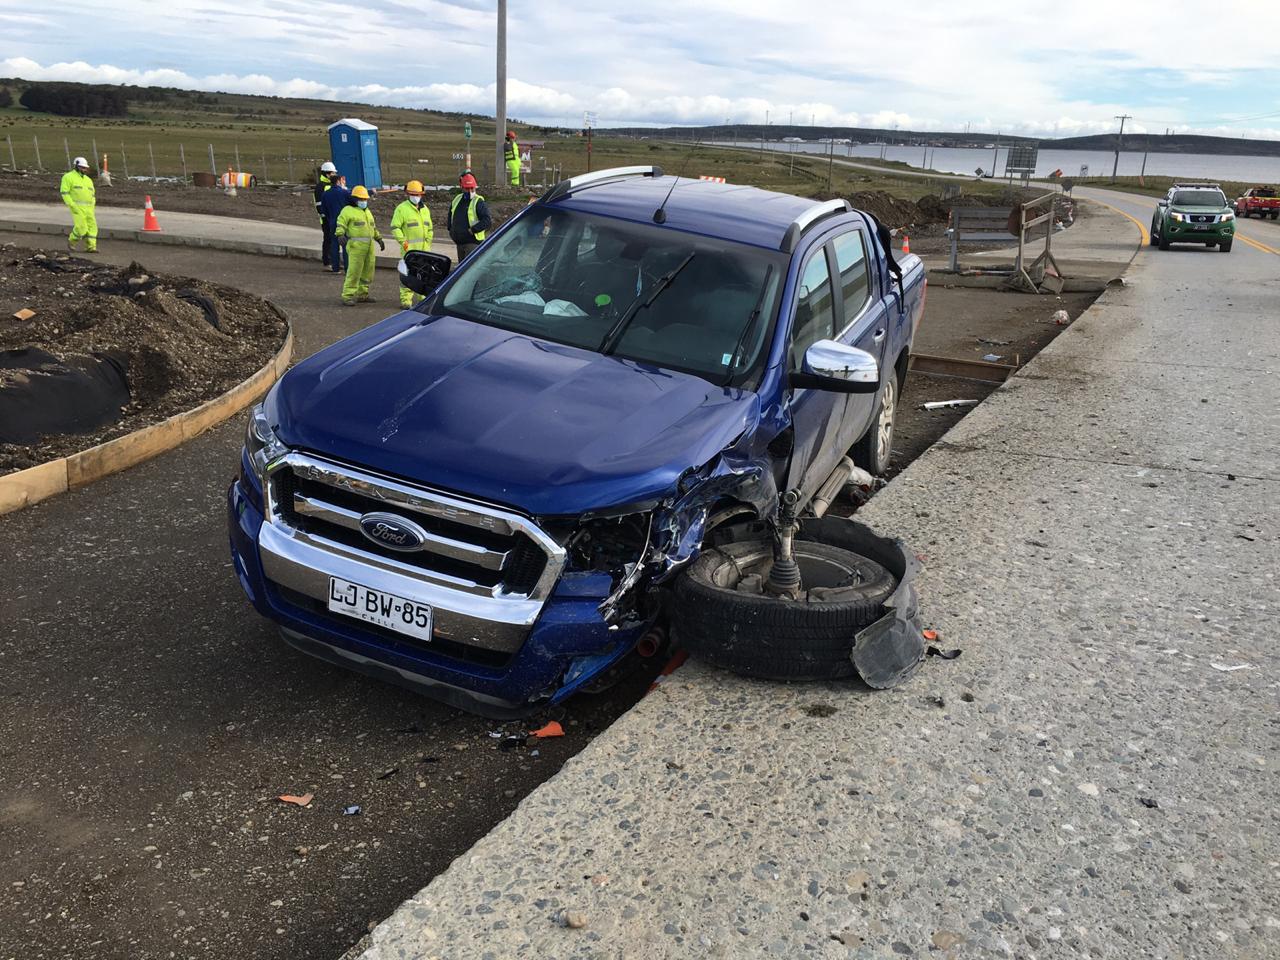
[789,339,880,394]
[399,250,452,296]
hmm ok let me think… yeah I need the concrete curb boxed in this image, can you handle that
[0,325,293,516]
[0,218,410,270]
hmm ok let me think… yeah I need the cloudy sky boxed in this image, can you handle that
[3,0,1278,140]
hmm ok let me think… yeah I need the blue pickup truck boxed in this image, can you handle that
[227,167,925,715]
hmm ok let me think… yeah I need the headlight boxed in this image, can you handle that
[244,403,287,482]
[1170,212,1185,222]
[1220,211,1234,222]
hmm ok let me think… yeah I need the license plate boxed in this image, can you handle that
[327,577,433,642]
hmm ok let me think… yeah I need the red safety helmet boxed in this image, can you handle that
[459,173,478,190]
[506,130,517,139]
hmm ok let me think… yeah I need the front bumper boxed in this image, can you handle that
[1166,217,1234,243]
[227,468,648,718]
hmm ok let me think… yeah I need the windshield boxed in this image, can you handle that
[440,205,785,387]
[1172,190,1226,207]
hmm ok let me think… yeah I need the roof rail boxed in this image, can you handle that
[780,198,853,253]
[540,165,665,203]
[1172,181,1221,188]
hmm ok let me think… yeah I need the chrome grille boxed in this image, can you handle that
[264,453,562,602]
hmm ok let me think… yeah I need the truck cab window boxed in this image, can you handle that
[789,250,836,369]
[832,232,870,326]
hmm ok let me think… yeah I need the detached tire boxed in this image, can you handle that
[672,539,896,681]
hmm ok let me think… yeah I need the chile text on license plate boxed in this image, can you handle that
[327,577,433,642]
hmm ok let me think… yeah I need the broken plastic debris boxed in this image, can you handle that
[1210,663,1252,672]
[926,646,962,660]
[921,399,979,411]
[277,793,314,807]
[530,721,565,738]
[1051,309,1070,325]
[982,354,1003,362]
[497,736,525,751]
[13,308,36,321]
[922,628,939,641]
[1138,797,1160,809]
[342,805,362,816]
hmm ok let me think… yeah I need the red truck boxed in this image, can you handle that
[1234,186,1280,219]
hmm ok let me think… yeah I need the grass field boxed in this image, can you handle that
[0,86,1039,210]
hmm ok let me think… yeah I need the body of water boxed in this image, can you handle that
[718,140,1280,185]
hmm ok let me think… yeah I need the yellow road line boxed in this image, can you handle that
[1237,232,1280,256]
[1087,196,1150,247]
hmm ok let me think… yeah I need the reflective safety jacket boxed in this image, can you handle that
[314,173,333,219]
[390,200,433,249]
[60,169,96,208]
[504,139,518,163]
[334,204,382,243]
[448,192,489,244]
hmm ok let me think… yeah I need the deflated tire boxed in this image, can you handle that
[672,539,896,681]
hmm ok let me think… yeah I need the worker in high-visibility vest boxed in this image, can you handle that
[390,180,434,308]
[314,161,338,270]
[504,130,521,186]
[447,173,491,262]
[60,157,98,253]
[334,185,385,305]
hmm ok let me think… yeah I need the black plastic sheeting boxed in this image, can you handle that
[0,348,131,445]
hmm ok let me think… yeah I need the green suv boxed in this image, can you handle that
[1151,183,1235,252]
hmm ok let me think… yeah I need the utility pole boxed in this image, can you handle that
[1111,114,1131,183]
[494,0,507,186]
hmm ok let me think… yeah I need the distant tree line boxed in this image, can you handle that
[19,82,129,117]
[0,85,12,108]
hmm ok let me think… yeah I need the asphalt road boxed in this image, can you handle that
[0,234,657,960]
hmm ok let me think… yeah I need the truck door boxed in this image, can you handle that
[785,244,845,501]
[830,229,888,455]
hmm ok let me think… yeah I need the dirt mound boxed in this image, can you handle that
[1,247,288,472]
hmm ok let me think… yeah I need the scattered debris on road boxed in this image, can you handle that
[921,399,980,411]
[530,721,565,739]
[277,793,314,807]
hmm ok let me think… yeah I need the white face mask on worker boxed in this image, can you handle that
[409,196,421,205]
[357,201,368,210]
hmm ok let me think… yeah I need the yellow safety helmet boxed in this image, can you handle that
[351,185,370,201]
[406,180,424,196]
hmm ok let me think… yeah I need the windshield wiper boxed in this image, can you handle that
[722,264,774,387]
[598,252,696,355]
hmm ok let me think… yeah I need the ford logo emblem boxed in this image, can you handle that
[358,512,429,552]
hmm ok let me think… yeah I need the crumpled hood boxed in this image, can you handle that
[269,312,760,516]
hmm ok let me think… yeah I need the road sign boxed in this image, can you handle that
[464,122,472,139]
[583,111,598,130]
[1004,144,1039,175]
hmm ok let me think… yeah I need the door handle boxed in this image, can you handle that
[873,328,886,342]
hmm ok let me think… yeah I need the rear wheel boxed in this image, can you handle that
[1271,211,1279,220]
[852,369,899,476]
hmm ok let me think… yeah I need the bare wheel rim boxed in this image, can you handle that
[876,377,896,466]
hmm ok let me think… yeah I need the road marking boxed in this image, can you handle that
[1086,196,1150,247]
[1236,232,1279,256]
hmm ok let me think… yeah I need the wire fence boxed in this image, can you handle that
[1,133,565,189]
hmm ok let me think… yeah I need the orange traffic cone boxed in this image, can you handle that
[142,196,162,232]
[901,234,910,255]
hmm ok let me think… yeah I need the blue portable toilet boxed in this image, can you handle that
[327,118,382,190]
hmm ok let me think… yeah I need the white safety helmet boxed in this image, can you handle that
[320,161,337,174]
[73,156,90,170]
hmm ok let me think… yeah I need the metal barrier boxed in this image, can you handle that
[1009,193,1063,294]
